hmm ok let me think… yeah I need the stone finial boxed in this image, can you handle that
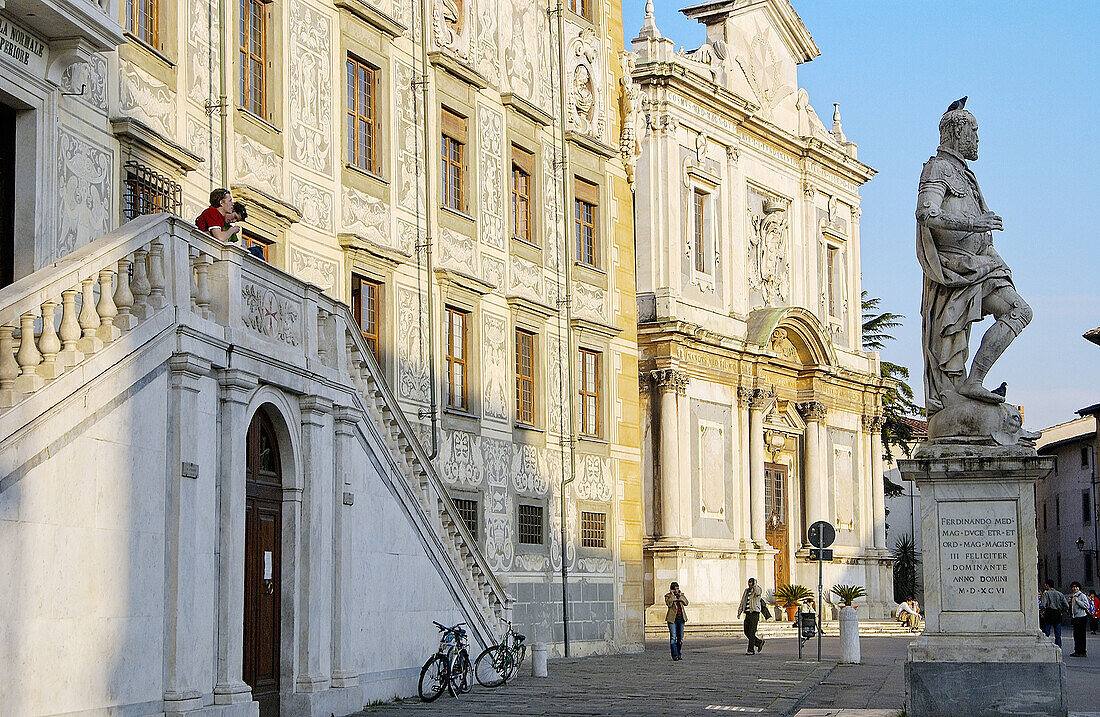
[831,103,846,143]
[637,0,661,40]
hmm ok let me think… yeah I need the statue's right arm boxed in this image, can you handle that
[916,180,975,232]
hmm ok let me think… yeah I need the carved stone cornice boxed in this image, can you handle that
[798,401,828,422]
[651,368,688,395]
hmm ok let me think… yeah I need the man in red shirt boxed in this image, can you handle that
[196,188,242,242]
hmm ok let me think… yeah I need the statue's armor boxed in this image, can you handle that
[917,152,992,259]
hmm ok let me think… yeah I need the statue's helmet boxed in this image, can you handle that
[939,96,976,145]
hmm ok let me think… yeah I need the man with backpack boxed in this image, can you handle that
[1041,580,1070,647]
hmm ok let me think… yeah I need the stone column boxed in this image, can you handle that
[214,370,258,705]
[331,406,361,688]
[163,354,211,713]
[736,387,753,545]
[747,386,775,544]
[869,414,887,549]
[297,395,335,693]
[799,401,828,527]
[858,414,875,548]
[653,368,688,539]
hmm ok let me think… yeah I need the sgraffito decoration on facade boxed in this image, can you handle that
[482,255,504,293]
[397,219,417,256]
[568,25,603,138]
[546,335,564,436]
[541,141,562,271]
[434,0,470,59]
[235,135,280,196]
[476,0,499,84]
[397,286,430,402]
[503,0,535,100]
[572,283,606,322]
[61,53,107,110]
[512,444,548,495]
[439,227,476,272]
[747,190,789,306]
[394,61,424,214]
[289,2,332,174]
[477,105,505,250]
[291,176,334,232]
[186,115,222,181]
[186,0,218,105]
[341,186,389,244]
[289,246,337,293]
[481,313,508,420]
[441,430,484,487]
[575,454,611,502]
[509,255,541,301]
[241,283,301,346]
[483,515,514,572]
[119,59,175,137]
[56,129,111,262]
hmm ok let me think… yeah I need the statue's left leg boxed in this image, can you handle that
[959,287,1032,403]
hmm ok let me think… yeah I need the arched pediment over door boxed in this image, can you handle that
[746,307,837,370]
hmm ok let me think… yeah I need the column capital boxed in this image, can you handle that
[217,369,257,403]
[168,353,211,392]
[863,412,885,432]
[651,368,688,395]
[739,384,776,409]
[798,400,828,422]
[333,405,364,427]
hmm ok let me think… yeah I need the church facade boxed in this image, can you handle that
[627,0,894,624]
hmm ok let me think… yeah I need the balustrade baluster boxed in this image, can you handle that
[37,300,62,379]
[114,257,136,331]
[96,269,120,343]
[14,310,44,393]
[146,239,167,310]
[316,310,329,363]
[0,326,19,407]
[130,248,151,319]
[57,288,84,367]
[77,276,103,354]
[189,248,200,314]
[195,254,213,319]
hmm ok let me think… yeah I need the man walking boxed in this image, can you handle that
[664,581,688,661]
[1041,580,1070,647]
[737,577,765,655]
[1069,582,1091,657]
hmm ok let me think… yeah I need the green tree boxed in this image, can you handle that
[862,291,923,458]
[891,533,921,603]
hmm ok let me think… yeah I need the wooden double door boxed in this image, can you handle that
[764,462,790,589]
[244,412,282,717]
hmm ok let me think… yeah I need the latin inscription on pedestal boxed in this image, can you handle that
[938,500,1020,611]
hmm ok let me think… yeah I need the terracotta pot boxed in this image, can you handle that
[785,606,798,621]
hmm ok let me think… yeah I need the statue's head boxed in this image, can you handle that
[939,97,979,161]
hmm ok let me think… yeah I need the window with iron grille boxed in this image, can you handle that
[581,510,606,548]
[123,161,181,221]
[518,503,544,545]
[453,497,478,540]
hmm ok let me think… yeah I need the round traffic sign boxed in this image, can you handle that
[807,520,835,549]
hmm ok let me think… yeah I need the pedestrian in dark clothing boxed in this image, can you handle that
[737,577,765,655]
[664,582,688,661]
[1041,580,1070,647]
[1089,590,1099,634]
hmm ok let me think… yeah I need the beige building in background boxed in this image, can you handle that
[628,0,893,625]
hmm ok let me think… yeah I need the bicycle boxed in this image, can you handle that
[418,621,472,701]
[474,619,527,688]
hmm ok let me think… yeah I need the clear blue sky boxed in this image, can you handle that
[622,1,1100,430]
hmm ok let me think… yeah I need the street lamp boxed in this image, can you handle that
[1077,537,1086,553]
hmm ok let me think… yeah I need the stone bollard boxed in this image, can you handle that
[532,643,548,677]
[839,606,860,663]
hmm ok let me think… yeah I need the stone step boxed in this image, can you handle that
[644,619,922,639]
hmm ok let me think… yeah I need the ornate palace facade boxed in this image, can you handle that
[628,0,893,624]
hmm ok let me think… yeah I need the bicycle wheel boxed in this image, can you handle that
[504,643,526,681]
[418,655,447,702]
[475,645,507,688]
[450,649,471,694]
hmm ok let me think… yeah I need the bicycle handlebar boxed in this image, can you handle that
[433,621,467,633]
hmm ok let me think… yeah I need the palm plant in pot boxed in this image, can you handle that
[831,584,867,611]
[775,584,813,621]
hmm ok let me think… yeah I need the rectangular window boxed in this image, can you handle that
[568,0,590,20]
[1084,490,1091,526]
[1056,495,1061,527]
[351,275,381,360]
[518,503,544,545]
[512,146,533,242]
[1082,446,1090,468]
[346,56,377,173]
[579,348,600,437]
[693,189,708,273]
[1087,557,1094,583]
[441,109,466,212]
[445,306,468,410]
[581,510,606,548]
[453,497,478,541]
[1043,502,1047,531]
[122,160,180,221]
[242,232,272,263]
[515,329,535,425]
[1057,553,1062,585]
[827,246,840,318]
[126,0,159,47]
[239,0,266,116]
[574,178,599,267]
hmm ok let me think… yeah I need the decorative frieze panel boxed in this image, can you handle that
[119,60,175,137]
[289,247,337,293]
[289,2,332,174]
[235,135,280,196]
[186,115,222,182]
[61,53,107,111]
[573,283,606,322]
[698,420,725,518]
[503,0,537,103]
[547,334,564,435]
[511,443,548,494]
[439,227,476,272]
[475,0,500,84]
[832,443,854,531]
[397,286,430,402]
[477,105,505,251]
[747,188,789,307]
[575,454,611,502]
[509,255,541,301]
[482,255,504,293]
[484,515,514,572]
[291,176,334,232]
[341,186,389,244]
[481,313,508,420]
[541,142,563,271]
[56,129,111,261]
[440,429,484,487]
[241,283,301,346]
[395,61,424,214]
[186,0,219,105]
[433,0,471,59]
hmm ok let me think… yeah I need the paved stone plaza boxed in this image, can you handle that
[358,634,1100,716]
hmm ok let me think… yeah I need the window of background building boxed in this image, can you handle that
[581,510,606,548]
[1043,502,1047,531]
[441,109,466,212]
[239,0,267,116]
[568,0,591,20]
[351,275,381,360]
[1083,490,1091,525]
[512,147,533,243]
[242,232,273,263]
[1056,495,1061,527]
[574,178,598,267]
[1087,558,1094,583]
[515,328,535,425]
[693,189,707,274]
[445,306,468,410]
[1082,446,1090,468]
[1057,553,1062,585]
[518,503,544,545]
[126,0,158,47]
[453,497,478,540]
[346,56,377,173]
[579,348,600,437]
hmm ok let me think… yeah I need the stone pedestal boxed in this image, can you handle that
[899,452,1066,717]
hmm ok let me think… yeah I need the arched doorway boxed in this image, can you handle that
[244,410,282,716]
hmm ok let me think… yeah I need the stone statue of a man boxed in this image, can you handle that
[916,98,1032,420]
